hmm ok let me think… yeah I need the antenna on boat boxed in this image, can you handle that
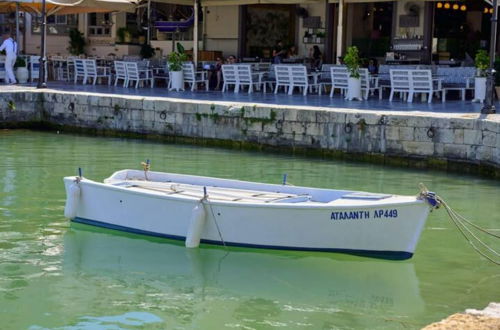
[78,167,82,178]
[203,186,208,199]
[282,173,288,185]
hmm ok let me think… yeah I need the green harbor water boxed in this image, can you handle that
[0,129,498,329]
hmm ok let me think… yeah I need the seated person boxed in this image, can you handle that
[368,58,378,75]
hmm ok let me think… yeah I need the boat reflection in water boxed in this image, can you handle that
[63,223,425,317]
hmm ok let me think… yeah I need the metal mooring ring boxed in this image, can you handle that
[427,127,435,139]
[378,115,388,125]
[344,123,353,134]
[160,111,167,120]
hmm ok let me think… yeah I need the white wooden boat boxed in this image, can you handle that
[63,169,433,260]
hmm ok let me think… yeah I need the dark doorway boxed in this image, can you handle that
[242,5,296,59]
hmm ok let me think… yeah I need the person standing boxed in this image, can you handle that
[309,45,322,70]
[0,32,18,84]
[272,41,286,64]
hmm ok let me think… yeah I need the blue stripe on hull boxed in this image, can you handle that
[72,217,413,260]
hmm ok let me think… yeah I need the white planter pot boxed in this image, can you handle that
[169,70,184,91]
[346,77,362,101]
[473,77,487,103]
[16,67,29,84]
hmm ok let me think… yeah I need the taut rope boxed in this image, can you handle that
[419,184,500,266]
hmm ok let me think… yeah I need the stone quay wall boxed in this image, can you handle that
[1,89,499,178]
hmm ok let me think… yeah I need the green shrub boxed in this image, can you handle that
[15,57,26,68]
[344,46,361,79]
[475,49,489,77]
[67,28,85,55]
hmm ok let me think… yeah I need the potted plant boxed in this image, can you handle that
[168,43,188,91]
[140,43,155,59]
[473,49,489,103]
[138,31,146,45]
[67,28,86,55]
[116,27,132,44]
[343,46,363,101]
[14,57,28,84]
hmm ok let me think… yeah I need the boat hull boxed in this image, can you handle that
[64,173,430,260]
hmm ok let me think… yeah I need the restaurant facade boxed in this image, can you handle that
[2,0,498,65]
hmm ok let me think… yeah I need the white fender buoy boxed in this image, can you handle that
[185,203,206,248]
[64,182,81,219]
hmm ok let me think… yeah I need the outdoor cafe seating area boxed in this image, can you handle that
[0,54,480,104]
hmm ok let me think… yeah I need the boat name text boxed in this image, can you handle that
[330,209,398,220]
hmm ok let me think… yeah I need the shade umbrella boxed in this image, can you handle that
[0,0,137,15]
[0,0,139,87]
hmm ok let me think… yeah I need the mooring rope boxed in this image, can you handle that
[201,188,227,249]
[419,184,500,266]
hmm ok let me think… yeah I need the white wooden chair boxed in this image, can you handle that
[318,64,335,95]
[274,65,292,94]
[0,60,5,82]
[125,61,153,88]
[114,61,128,87]
[262,64,276,93]
[73,59,86,84]
[85,59,111,85]
[152,63,169,88]
[183,63,208,91]
[30,55,41,82]
[410,69,444,103]
[358,68,381,100]
[289,65,319,96]
[330,66,348,97]
[236,64,261,93]
[438,67,475,101]
[389,69,411,102]
[221,64,238,92]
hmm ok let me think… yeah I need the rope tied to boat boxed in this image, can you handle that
[419,183,500,265]
[200,187,227,249]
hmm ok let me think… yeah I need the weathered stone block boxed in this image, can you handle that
[453,129,464,144]
[97,96,112,107]
[305,122,323,136]
[402,141,434,156]
[399,127,414,141]
[434,143,444,155]
[387,115,409,127]
[296,109,316,123]
[463,129,482,145]
[477,146,494,162]
[443,143,469,159]
[142,99,155,111]
[75,94,89,105]
[385,140,404,154]
[414,127,433,142]
[482,130,497,147]
[481,119,500,134]
[384,126,400,141]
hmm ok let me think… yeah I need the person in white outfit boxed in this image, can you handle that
[0,32,18,84]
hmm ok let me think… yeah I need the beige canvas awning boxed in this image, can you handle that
[328,0,452,2]
[152,0,323,5]
[0,0,138,15]
[205,0,322,5]
[149,0,194,5]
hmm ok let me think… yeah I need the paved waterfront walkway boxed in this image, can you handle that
[3,82,500,115]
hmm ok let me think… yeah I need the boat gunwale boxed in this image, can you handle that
[64,175,427,210]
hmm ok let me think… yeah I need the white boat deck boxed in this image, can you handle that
[116,180,314,204]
